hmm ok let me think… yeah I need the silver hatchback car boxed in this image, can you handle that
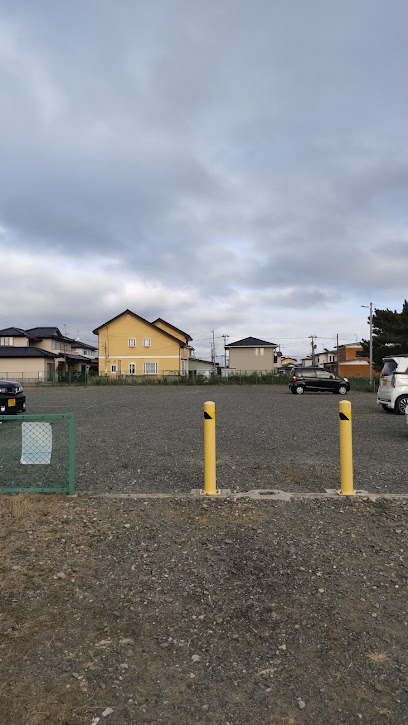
[377,355,408,414]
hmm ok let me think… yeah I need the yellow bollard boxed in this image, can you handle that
[202,401,219,495]
[337,400,356,496]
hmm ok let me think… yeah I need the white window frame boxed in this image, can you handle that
[129,363,136,374]
[0,337,13,346]
[111,364,117,373]
[143,362,158,375]
[260,348,264,356]
[180,358,186,374]
[143,338,151,347]
[128,338,136,347]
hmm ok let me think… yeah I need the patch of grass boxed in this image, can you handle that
[367,652,389,663]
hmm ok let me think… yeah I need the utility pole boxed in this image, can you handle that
[309,335,317,366]
[221,334,229,367]
[361,302,373,384]
[336,333,340,377]
[211,330,216,371]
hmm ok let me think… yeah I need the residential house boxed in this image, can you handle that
[325,342,372,379]
[281,357,297,366]
[0,326,97,381]
[315,349,337,367]
[225,337,281,373]
[189,356,219,377]
[92,310,191,377]
[25,328,97,375]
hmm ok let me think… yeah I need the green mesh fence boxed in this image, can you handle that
[0,414,75,494]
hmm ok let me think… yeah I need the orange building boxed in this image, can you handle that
[326,342,377,378]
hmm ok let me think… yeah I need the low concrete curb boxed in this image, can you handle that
[95,489,408,502]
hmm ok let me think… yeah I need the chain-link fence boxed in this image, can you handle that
[0,414,75,494]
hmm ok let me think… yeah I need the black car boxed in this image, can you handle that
[289,367,350,395]
[0,379,26,415]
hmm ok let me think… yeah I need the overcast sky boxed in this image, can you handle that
[1,0,408,361]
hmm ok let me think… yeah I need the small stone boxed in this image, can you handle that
[278,644,286,651]
[102,708,114,717]
[119,638,135,645]
[318,588,324,594]
[192,655,201,662]
[395,529,402,534]
[375,683,383,692]
[124,524,131,529]
[56,572,66,579]
[297,698,306,709]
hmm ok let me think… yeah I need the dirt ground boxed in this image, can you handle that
[1,493,407,725]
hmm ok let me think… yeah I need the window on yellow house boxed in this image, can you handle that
[143,338,151,347]
[143,362,157,374]
[128,338,136,347]
[111,364,117,373]
[129,363,135,374]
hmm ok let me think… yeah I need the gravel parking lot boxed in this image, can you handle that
[25,384,408,495]
[1,387,407,724]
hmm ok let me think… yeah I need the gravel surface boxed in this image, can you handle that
[25,385,408,495]
[0,494,407,725]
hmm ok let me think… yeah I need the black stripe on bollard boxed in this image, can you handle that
[339,412,350,421]
[204,412,214,420]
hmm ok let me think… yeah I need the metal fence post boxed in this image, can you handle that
[68,413,76,495]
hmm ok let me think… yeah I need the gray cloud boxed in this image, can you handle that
[0,0,408,358]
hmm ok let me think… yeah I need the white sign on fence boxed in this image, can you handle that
[21,422,52,465]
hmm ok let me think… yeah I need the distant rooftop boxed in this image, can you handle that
[225,336,277,348]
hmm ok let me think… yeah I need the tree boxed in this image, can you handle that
[361,300,408,370]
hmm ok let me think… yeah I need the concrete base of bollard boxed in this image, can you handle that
[325,488,369,496]
[190,488,232,497]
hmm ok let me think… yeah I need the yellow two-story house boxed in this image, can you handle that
[93,310,192,377]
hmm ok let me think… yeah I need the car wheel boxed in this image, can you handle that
[338,385,348,395]
[381,404,394,413]
[394,395,408,415]
[295,386,305,395]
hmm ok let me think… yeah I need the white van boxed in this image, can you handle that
[377,355,408,414]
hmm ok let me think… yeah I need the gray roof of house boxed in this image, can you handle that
[2,326,97,350]
[225,336,277,348]
[25,327,62,339]
[0,347,59,358]
[0,327,28,337]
